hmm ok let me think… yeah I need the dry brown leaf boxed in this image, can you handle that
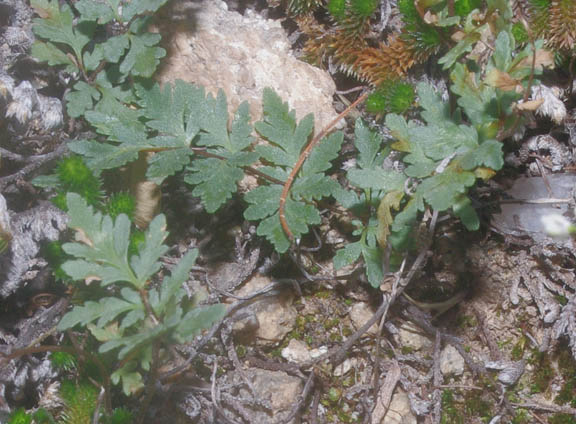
[485,69,522,92]
[517,49,554,71]
[451,31,466,42]
[515,98,545,111]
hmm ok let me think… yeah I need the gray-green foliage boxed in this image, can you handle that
[245,88,344,253]
[59,193,226,395]
[31,0,168,118]
[30,0,550,294]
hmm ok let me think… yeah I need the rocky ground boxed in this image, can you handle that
[1,0,576,423]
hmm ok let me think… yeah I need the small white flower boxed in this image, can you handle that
[531,84,567,124]
[540,213,575,239]
[6,81,37,124]
[38,95,63,130]
[341,158,357,171]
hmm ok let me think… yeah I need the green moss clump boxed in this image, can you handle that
[511,410,530,424]
[529,350,554,393]
[104,408,133,424]
[50,351,77,371]
[365,80,415,115]
[315,290,332,299]
[528,0,550,8]
[342,326,353,337]
[128,230,146,256]
[329,333,343,342]
[549,414,576,424]
[106,192,136,220]
[8,409,32,424]
[350,0,378,17]
[55,156,102,208]
[401,346,415,355]
[42,240,70,281]
[441,389,464,424]
[324,318,340,330]
[397,0,420,25]
[463,393,492,419]
[59,380,99,424]
[327,0,346,20]
[556,348,576,407]
[511,22,529,44]
[453,0,482,16]
[511,336,527,361]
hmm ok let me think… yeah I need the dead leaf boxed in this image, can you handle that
[30,2,53,19]
[515,98,544,111]
[74,228,94,247]
[517,49,554,71]
[371,361,401,423]
[423,10,438,24]
[377,191,404,248]
[485,69,521,92]
[129,152,162,230]
[85,275,102,285]
[451,31,466,42]
[474,167,496,180]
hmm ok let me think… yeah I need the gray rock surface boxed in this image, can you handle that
[155,0,339,130]
[238,368,302,423]
[380,389,417,424]
[350,302,379,336]
[439,344,465,376]
[233,274,297,343]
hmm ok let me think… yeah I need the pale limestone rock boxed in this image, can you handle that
[311,345,328,358]
[239,368,302,423]
[282,339,312,363]
[233,274,297,343]
[396,322,432,351]
[440,344,465,376]
[381,389,417,424]
[155,0,339,130]
[349,302,379,336]
[334,357,358,377]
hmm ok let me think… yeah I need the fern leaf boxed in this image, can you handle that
[245,89,344,252]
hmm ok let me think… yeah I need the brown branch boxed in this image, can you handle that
[0,344,76,361]
[0,142,68,191]
[279,90,370,242]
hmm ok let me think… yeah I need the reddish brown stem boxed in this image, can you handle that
[279,90,370,242]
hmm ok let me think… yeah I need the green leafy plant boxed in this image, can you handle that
[57,193,226,395]
[333,118,404,286]
[30,0,553,290]
[244,88,344,253]
[17,0,570,423]
[31,0,168,118]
